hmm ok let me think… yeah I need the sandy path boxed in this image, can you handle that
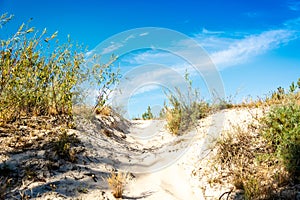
[123,120,198,199]
[12,107,262,200]
[122,108,263,200]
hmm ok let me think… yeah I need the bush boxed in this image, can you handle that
[214,80,300,199]
[0,13,120,125]
[0,19,84,122]
[164,71,210,135]
[260,103,300,180]
[142,106,154,120]
[215,125,286,199]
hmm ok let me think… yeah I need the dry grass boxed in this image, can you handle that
[95,106,112,116]
[215,123,292,199]
[165,108,181,135]
[106,171,128,198]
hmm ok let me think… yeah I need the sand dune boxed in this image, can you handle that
[2,107,263,199]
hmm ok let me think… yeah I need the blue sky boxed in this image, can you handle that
[1,0,300,118]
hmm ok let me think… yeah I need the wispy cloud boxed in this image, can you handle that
[288,1,300,11]
[85,49,95,57]
[100,18,300,96]
[139,32,149,36]
[202,28,224,35]
[209,29,296,69]
[101,42,123,54]
[124,51,176,65]
[284,17,300,28]
[132,85,161,95]
[121,28,297,71]
[124,34,135,42]
[114,65,189,104]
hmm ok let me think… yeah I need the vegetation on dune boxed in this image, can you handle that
[142,105,154,120]
[214,79,300,199]
[1,11,300,200]
[0,13,120,125]
[106,171,129,198]
[0,13,120,198]
[163,71,210,135]
[260,89,300,182]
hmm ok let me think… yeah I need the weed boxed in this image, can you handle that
[164,71,210,135]
[0,16,84,122]
[55,129,80,162]
[215,125,281,199]
[106,171,128,198]
[214,80,300,199]
[142,106,154,120]
[260,102,300,181]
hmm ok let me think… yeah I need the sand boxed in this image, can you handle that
[1,107,264,199]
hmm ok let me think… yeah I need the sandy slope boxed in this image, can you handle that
[2,107,263,199]
[123,108,263,200]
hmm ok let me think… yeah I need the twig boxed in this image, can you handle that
[219,188,233,200]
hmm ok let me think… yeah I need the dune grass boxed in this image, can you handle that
[214,79,300,199]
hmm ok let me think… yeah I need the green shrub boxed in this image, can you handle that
[142,106,154,120]
[0,15,84,123]
[260,102,300,179]
[215,125,285,199]
[214,79,300,199]
[164,71,210,135]
[0,13,120,125]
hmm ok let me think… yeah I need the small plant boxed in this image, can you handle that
[106,171,128,198]
[142,106,154,120]
[55,129,80,162]
[165,98,182,135]
[0,14,85,123]
[164,71,210,135]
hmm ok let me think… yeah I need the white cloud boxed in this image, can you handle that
[209,29,296,69]
[124,34,135,42]
[139,32,149,36]
[121,29,296,71]
[115,20,299,89]
[125,51,176,64]
[132,85,161,95]
[101,42,123,54]
[113,66,189,103]
[284,17,300,29]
